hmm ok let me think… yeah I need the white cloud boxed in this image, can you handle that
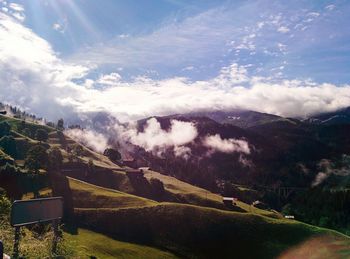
[4,2,25,22]
[53,23,62,31]
[8,3,24,12]
[11,11,24,22]
[307,12,320,18]
[311,158,350,187]
[117,118,198,157]
[52,19,68,34]
[203,134,250,154]
[70,5,260,67]
[325,5,336,11]
[118,34,129,39]
[174,146,192,159]
[311,172,328,187]
[182,66,194,71]
[65,128,109,153]
[277,26,290,33]
[72,69,350,121]
[0,12,89,120]
[97,73,121,86]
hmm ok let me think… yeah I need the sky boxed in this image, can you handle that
[0,0,350,122]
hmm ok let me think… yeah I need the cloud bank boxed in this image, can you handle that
[117,118,198,157]
[312,158,350,187]
[65,128,109,153]
[204,134,250,154]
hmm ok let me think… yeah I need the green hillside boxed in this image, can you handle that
[75,204,350,259]
[143,169,280,218]
[68,177,157,209]
[65,228,178,259]
[69,177,350,259]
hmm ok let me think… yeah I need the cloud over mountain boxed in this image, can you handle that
[116,118,198,157]
[65,128,109,153]
[203,134,250,155]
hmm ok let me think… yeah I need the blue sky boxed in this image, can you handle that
[12,0,349,84]
[0,0,350,121]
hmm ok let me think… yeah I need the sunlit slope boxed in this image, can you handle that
[67,178,350,259]
[65,228,178,259]
[68,177,157,209]
[143,169,280,217]
[75,203,350,259]
[0,114,121,169]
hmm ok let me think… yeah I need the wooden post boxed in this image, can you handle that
[1,240,4,259]
[52,219,60,255]
[12,227,20,259]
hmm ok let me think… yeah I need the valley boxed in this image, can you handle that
[1,109,350,258]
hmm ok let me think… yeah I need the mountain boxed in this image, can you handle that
[185,110,286,128]
[306,106,350,125]
[131,113,336,190]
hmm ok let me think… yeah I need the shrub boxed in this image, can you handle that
[25,145,48,173]
[150,178,165,197]
[0,135,17,158]
[35,129,48,142]
[0,121,11,137]
[0,189,11,218]
[48,147,63,171]
[103,148,121,163]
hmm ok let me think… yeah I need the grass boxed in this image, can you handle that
[0,149,14,162]
[65,228,178,259]
[143,169,223,206]
[0,217,177,259]
[0,217,75,258]
[68,177,157,209]
[0,114,54,134]
[143,169,281,218]
[74,203,350,259]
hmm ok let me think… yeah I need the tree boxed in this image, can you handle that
[72,144,83,157]
[0,188,11,217]
[150,178,165,197]
[17,120,26,132]
[23,128,32,138]
[0,121,11,137]
[87,158,95,176]
[25,145,48,174]
[35,129,48,142]
[0,136,17,158]
[103,148,122,163]
[57,118,64,130]
[48,147,63,172]
[70,144,83,162]
[57,130,66,146]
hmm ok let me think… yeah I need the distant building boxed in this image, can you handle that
[284,215,295,219]
[125,168,144,178]
[251,200,268,210]
[122,158,138,168]
[223,197,238,207]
